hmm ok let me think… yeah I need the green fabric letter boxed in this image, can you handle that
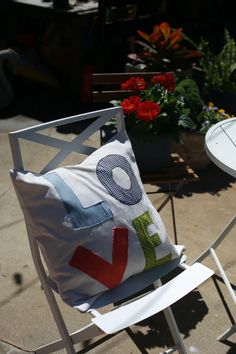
[132,211,172,270]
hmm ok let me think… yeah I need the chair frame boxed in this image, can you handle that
[193,118,236,342]
[9,107,213,354]
[193,214,236,342]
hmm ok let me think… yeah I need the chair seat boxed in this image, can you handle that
[93,262,214,334]
[78,249,186,311]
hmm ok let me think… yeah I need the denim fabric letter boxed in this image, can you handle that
[44,172,112,230]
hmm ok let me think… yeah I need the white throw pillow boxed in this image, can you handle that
[10,132,181,310]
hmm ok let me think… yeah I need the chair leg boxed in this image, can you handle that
[35,323,104,354]
[209,249,236,343]
[155,279,187,354]
[157,182,184,245]
[192,215,236,345]
[193,214,236,265]
[30,241,76,353]
[41,284,76,354]
[162,306,187,354]
[210,248,236,305]
[217,323,236,341]
[170,195,178,245]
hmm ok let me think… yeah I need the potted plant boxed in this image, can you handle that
[176,79,234,169]
[194,28,236,114]
[126,21,202,76]
[111,72,189,172]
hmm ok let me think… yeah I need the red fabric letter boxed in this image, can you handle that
[69,227,128,289]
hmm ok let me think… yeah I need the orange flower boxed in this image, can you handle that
[137,30,150,43]
[136,101,161,121]
[134,21,202,72]
[120,96,140,115]
[149,29,162,44]
[121,77,147,91]
[168,28,184,48]
[151,72,176,92]
[139,22,183,49]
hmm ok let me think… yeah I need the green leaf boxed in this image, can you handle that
[176,79,204,108]
[178,115,197,130]
[229,63,236,75]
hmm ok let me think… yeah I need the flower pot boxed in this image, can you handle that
[172,131,210,170]
[128,132,171,173]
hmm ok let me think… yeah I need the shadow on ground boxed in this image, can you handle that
[0,77,105,122]
[175,163,235,197]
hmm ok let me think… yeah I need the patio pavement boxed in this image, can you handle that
[1,111,236,354]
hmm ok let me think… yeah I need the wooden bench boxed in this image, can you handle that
[92,72,161,103]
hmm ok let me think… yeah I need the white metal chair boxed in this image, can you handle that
[193,117,236,342]
[8,106,213,354]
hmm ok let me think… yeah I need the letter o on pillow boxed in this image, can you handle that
[96,154,142,205]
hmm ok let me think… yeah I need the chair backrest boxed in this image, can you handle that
[9,106,125,173]
[92,72,161,103]
[8,107,126,309]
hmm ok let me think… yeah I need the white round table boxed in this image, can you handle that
[202,118,236,343]
[205,117,236,178]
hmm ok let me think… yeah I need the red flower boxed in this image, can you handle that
[121,77,147,91]
[136,101,161,121]
[151,72,176,92]
[120,96,140,115]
